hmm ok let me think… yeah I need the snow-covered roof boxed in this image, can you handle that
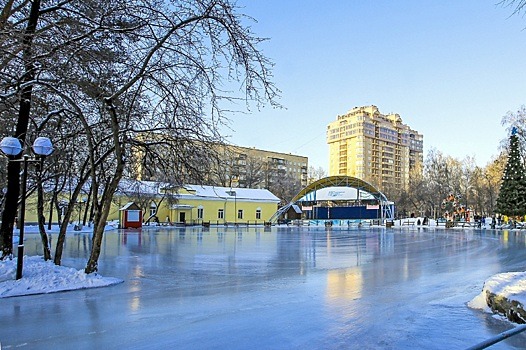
[180,185,280,203]
[116,179,280,203]
[119,202,143,211]
[117,179,164,195]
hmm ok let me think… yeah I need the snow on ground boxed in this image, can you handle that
[0,256,123,298]
[469,271,526,312]
[18,222,118,234]
[0,223,121,298]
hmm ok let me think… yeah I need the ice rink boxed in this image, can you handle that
[1,226,526,349]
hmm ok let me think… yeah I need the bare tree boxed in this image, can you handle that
[0,0,43,258]
[1,0,279,275]
[307,166,327,184]
[266,170,301,204]
[207,147,267,189]
[499,1,526,16]
[116,180,172,224]
[243,154,266,188]
[77,0,280,273]
[501,105,526,163]
[422,148,465,218]
[206,145,238,187]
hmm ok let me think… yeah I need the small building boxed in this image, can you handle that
[119,202,143,229]
[284,205,303,220]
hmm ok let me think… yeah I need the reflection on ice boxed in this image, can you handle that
[326,267,363,301]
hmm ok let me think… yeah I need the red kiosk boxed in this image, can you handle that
[119,202,143,229]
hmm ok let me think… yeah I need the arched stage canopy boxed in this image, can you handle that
[270,176,394,223]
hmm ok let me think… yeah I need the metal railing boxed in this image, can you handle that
[466,324,526,350]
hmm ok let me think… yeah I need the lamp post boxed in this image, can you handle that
[227,190,237,225]
[234,191,237,225]
[0,136,53,279]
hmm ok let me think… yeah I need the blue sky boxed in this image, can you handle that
[227,1,526,170]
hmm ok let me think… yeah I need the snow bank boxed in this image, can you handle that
[0,256,123,298]
[18,223,117,234]
[468,271,526,316]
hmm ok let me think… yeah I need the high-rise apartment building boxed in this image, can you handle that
[327,105,423,190]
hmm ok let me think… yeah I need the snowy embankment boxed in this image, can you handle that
[17,222,118,234]
[1,223,122,298]
[469,272,526,323]
[0,256,123,298]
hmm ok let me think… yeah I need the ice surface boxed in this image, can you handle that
[1,226,526,349]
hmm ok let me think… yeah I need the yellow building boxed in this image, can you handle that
[327,105,423,190]
[111,180,281,225]
[156,184,281,225]
[22,181,280,227]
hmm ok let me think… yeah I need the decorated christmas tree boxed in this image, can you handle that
[495,127,526,217]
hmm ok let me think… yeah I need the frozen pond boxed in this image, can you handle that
[1,226,526,349]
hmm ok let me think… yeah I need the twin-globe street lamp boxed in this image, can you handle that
[0,136,54,279]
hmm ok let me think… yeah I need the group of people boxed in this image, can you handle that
[406,214,522,229]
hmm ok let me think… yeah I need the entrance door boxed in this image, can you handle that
[179,212,186,223]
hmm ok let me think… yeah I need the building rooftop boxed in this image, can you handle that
[182,184,281,203]
[117,179,281,203]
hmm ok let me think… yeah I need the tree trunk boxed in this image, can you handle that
[53,195,63,228]
[82,187,92,226]
[53,202,73,266]
[53,185,83,265]
[0,160,20,258]
[37,168,51,261]
[85,100,124,274]
[85,169,123,273]
[0,0,41,258]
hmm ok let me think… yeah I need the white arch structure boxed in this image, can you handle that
[269,176,394,223]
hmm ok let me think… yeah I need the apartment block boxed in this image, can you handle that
[221,145,309,189]
[130,130,308,193]
[327,105,423,190]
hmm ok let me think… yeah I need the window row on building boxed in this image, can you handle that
[327,105,423,191]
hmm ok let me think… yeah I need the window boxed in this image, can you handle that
[127,210,140,222]
[197,206,203,219]
[218,209,224,219]
[237,209,243,219]
[256,208,262,220]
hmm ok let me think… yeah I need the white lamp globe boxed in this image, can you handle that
[32,137,53,156]
[0,137,23,156]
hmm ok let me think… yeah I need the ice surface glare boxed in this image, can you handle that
[1,227,526,349]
